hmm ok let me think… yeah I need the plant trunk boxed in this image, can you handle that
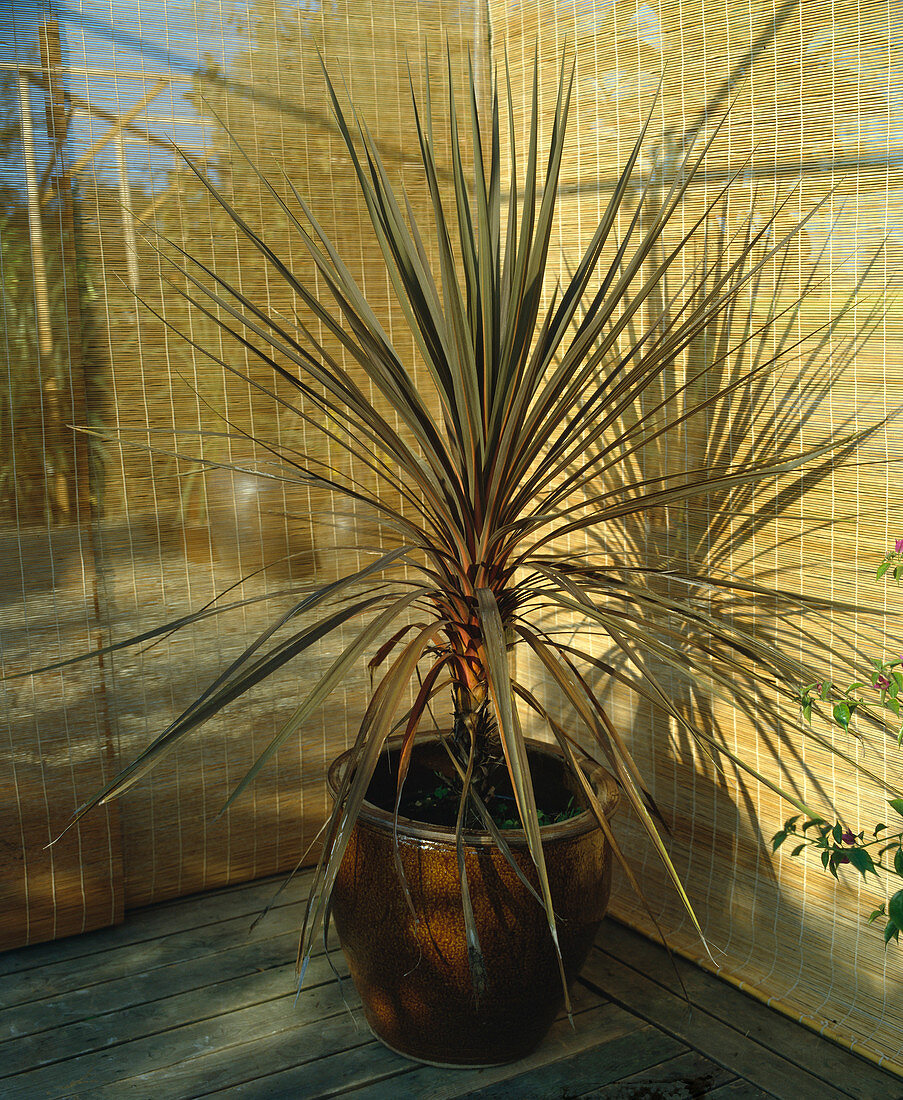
[451,693,504,811]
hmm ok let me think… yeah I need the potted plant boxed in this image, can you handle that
[35,50,897,1065]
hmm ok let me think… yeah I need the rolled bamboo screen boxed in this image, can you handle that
[1,0,482,936]
[492,0,903,1074]
[0,10,124,948]
[2,0,902,1074]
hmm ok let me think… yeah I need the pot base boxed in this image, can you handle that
[369,1028,510,1070]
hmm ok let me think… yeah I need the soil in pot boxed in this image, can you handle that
[327,735,619,1067]
[362,744,585,830]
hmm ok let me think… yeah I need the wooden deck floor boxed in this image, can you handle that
[3,872,902,1099]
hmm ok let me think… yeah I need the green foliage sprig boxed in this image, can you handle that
[877,539,903,584]
[797,656,903,742]
[774,805,903,944]
[775,541,903,943]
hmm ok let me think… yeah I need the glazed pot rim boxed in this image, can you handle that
[326,731,619,847]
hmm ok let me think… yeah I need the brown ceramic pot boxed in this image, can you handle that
[326,734,619,1067]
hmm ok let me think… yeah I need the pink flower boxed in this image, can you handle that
[841,830,857,845]
[895,538,903,553]
[876,674,891,690]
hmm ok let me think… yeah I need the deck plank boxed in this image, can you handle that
[581,938,873,1100]
[90,1025,397,1100]
[589,920,903,1100]
[315,999,644,1100]
[1,900,308,1015]
[0,949,351,1080]
[77,972,605,1098]
[706,1083,777,1099]
[574,1049,737,1098]
[451,1024,691,1099]
[2,966,353,1099]
[0,871,310,978]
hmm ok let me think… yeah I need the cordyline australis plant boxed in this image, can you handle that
[40,52,896,991]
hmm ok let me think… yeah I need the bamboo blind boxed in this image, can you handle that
[492,0,903,1073]
[3,0,903,1075]
[1,0,482,939]
[0,10,123,947]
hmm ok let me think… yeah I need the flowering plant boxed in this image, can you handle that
[774,541,903,943]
